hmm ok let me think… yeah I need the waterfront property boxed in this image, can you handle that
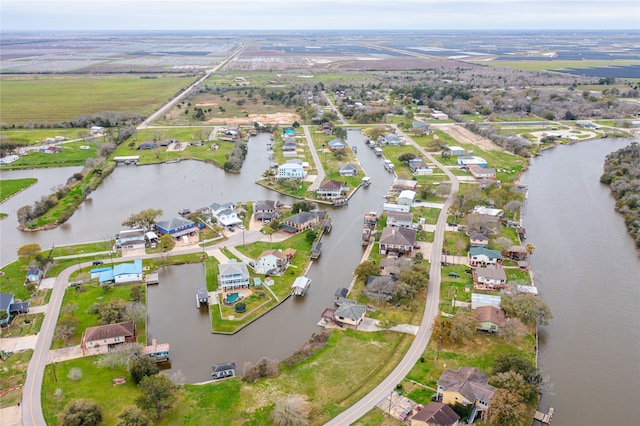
[276,162,306,179]
[333,300,367,327]
[436,367,495,423]
[379,226,417,255]
[211,361,237,380]
[338,163,359,177]
[92,259,143,284]
[155,216,197,239]
[397,190,416,207]
[387,211,413,228]
[410,402,460,426]
[473,266,507,290]
[408,158,432,176]
[316,179,347,200]
[291,276,312,296]
[142,340,170,362]
[468,247,502,266]
[115,228,147,250]
[255,249,289,275]
[209,202,243,227]
[475,306,506,333]
[254,199,279,222]
[366,275,397,301]
[218,260,251,291]
[457,156,488,168]
[25,265,42,282]
[81,321,137,354]
[468,165,496,179]
[469,232,489,247]
[280,210,327,233]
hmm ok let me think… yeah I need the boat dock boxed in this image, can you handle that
[292,276,312,296]
[534,407,555,424]
[142,339,170,363]
[311,242,322,259]
[196,287,209,308]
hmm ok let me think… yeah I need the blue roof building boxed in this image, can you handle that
[98,260,143,284]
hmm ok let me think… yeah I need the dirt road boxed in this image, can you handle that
[432,123,500,151]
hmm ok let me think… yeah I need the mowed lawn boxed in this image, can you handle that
[0,75,196,125]
[0,178,36,202]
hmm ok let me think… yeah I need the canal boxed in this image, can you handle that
[522,138,640,426]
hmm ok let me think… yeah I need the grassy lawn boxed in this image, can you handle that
[0,178,37,202]
[413,207,442,225]
[0,129,84,145]
[53,283,146,349]
[0,143,99,170]
[51,241,115,258]
[42,356,142,426]
[0,74,197,126]
[0,257,37,301]
[0,313,44,338]
[0,350,33,408]
[42,329,413,425]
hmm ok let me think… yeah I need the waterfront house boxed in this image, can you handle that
[408,158,432,176]
[392,179,418,191]
[25,266,42,283]
[475,306,506,333]
[383,133,402,146]
[436,367,495,421]
[155,217,197,239]
[254,200,279,222]
[327,138,346,150]
[218,260,251,290]
[255,249,289,275]
[379,257,411,276]
[209,202,243,227]
[115,228,147,250]
[0,293,15,325]
[379,226,417,255]
[397,190,416,207]
[387,211,414,228]
[338,163,359,177]
[280,211,327,233]
[276,163,306,179]
[316,179,347,200]
[471,205,503,218]
[468,247,502,266]
[410,402,460,426]
[81,321,136,354]
[97,259,143,284]
[507,245,529,261]
[474,266,507,290]
[334,301,367,327]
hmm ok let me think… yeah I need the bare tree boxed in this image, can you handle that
[271,395,311,426]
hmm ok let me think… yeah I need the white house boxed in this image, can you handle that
[472,205,503,217]
[209,202,242,227]
[387,211,413,228]
[468,247,502,266]
[277,163,306,179]
[115,229,146,250]
[338,163,359,177]
[474,266,507,289]
[90,126,105,134]
[397,190,416,207]
[255,249,288,275]
[431,110,449,120]
[317,179,346,199]
[218,260,251,290]
[94,260,143,284]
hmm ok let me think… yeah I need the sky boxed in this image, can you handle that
[1,0,639,31]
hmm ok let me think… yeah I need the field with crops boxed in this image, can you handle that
[0,74,197,126]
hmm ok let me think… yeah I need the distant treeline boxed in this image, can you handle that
[1,111,143,130]
[600,142,640,248]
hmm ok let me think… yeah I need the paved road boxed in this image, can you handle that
[321,91,348,125]
[326,129,460,425]
[302,125,325,191]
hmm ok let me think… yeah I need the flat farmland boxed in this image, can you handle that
[0,74,197,126]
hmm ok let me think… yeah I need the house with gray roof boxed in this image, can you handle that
[334,302,367,327]
[218,260,250,291]
[437,367,495,422]
[156,217,196,238]
[254,200,279,221]
[209,202,242,227]
[408,158,432,176]
[410,402,460,426]
[387,211,413,228]
[280,211,327,233]
[474,266,507,290]
[379,226,417,255]
[338,163,358,177]
[25,266,42,283]
[469,232,489,247]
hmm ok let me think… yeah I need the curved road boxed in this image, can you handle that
[327,131,460,425]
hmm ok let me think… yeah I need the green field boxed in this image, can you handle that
[0,74,196,125]
[0,178,36,202]
[0,129,85,145]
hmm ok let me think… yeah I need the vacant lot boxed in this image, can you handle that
[0,74,196,125]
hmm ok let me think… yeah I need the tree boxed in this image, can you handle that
[291,200,315,213]
[67,367,83,381]
[504,200,522,219]
[525,243,536,256]
[391,281,416,301]
[122,209,163,231]
[491,371,538,403]
[493,236,513,253]
[60,399,102,426]
[398,152,417,162]
[55,314,79,345]
[130,285,144,302]
[305,229,317,244]
[500,317,527,344]
[354,260,379,281]
[130,356,160,384]
[136,374,176,420]
[271,395,311,426]
[98,298,128,324]
[159,234,175,252]
[17,243,41,260]
[0,310,8,323]
[450,310,478,343]
[332,127,347,140]
[398,263,430,291]
[117,406,152,426]
[96,343,141,370]
[125,302,146,324]
[493,353,543,387]
[486,389,526,425]
[501,293,553,326]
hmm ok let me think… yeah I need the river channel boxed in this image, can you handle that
[522,138,640,426]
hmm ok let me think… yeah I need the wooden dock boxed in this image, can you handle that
[534,407,554,424]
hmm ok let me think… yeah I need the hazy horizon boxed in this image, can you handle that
[2,1,639,32]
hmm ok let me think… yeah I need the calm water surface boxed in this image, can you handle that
[522,138,640,426]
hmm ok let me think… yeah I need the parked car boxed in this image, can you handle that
[92,260,103,266]
[263,219,271,225]
[237,224,245,230]
[399,407,413,421]
[448,272,460,278]
[447,222,458,227]
[413,245,421,249]
[227,226,235,232]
